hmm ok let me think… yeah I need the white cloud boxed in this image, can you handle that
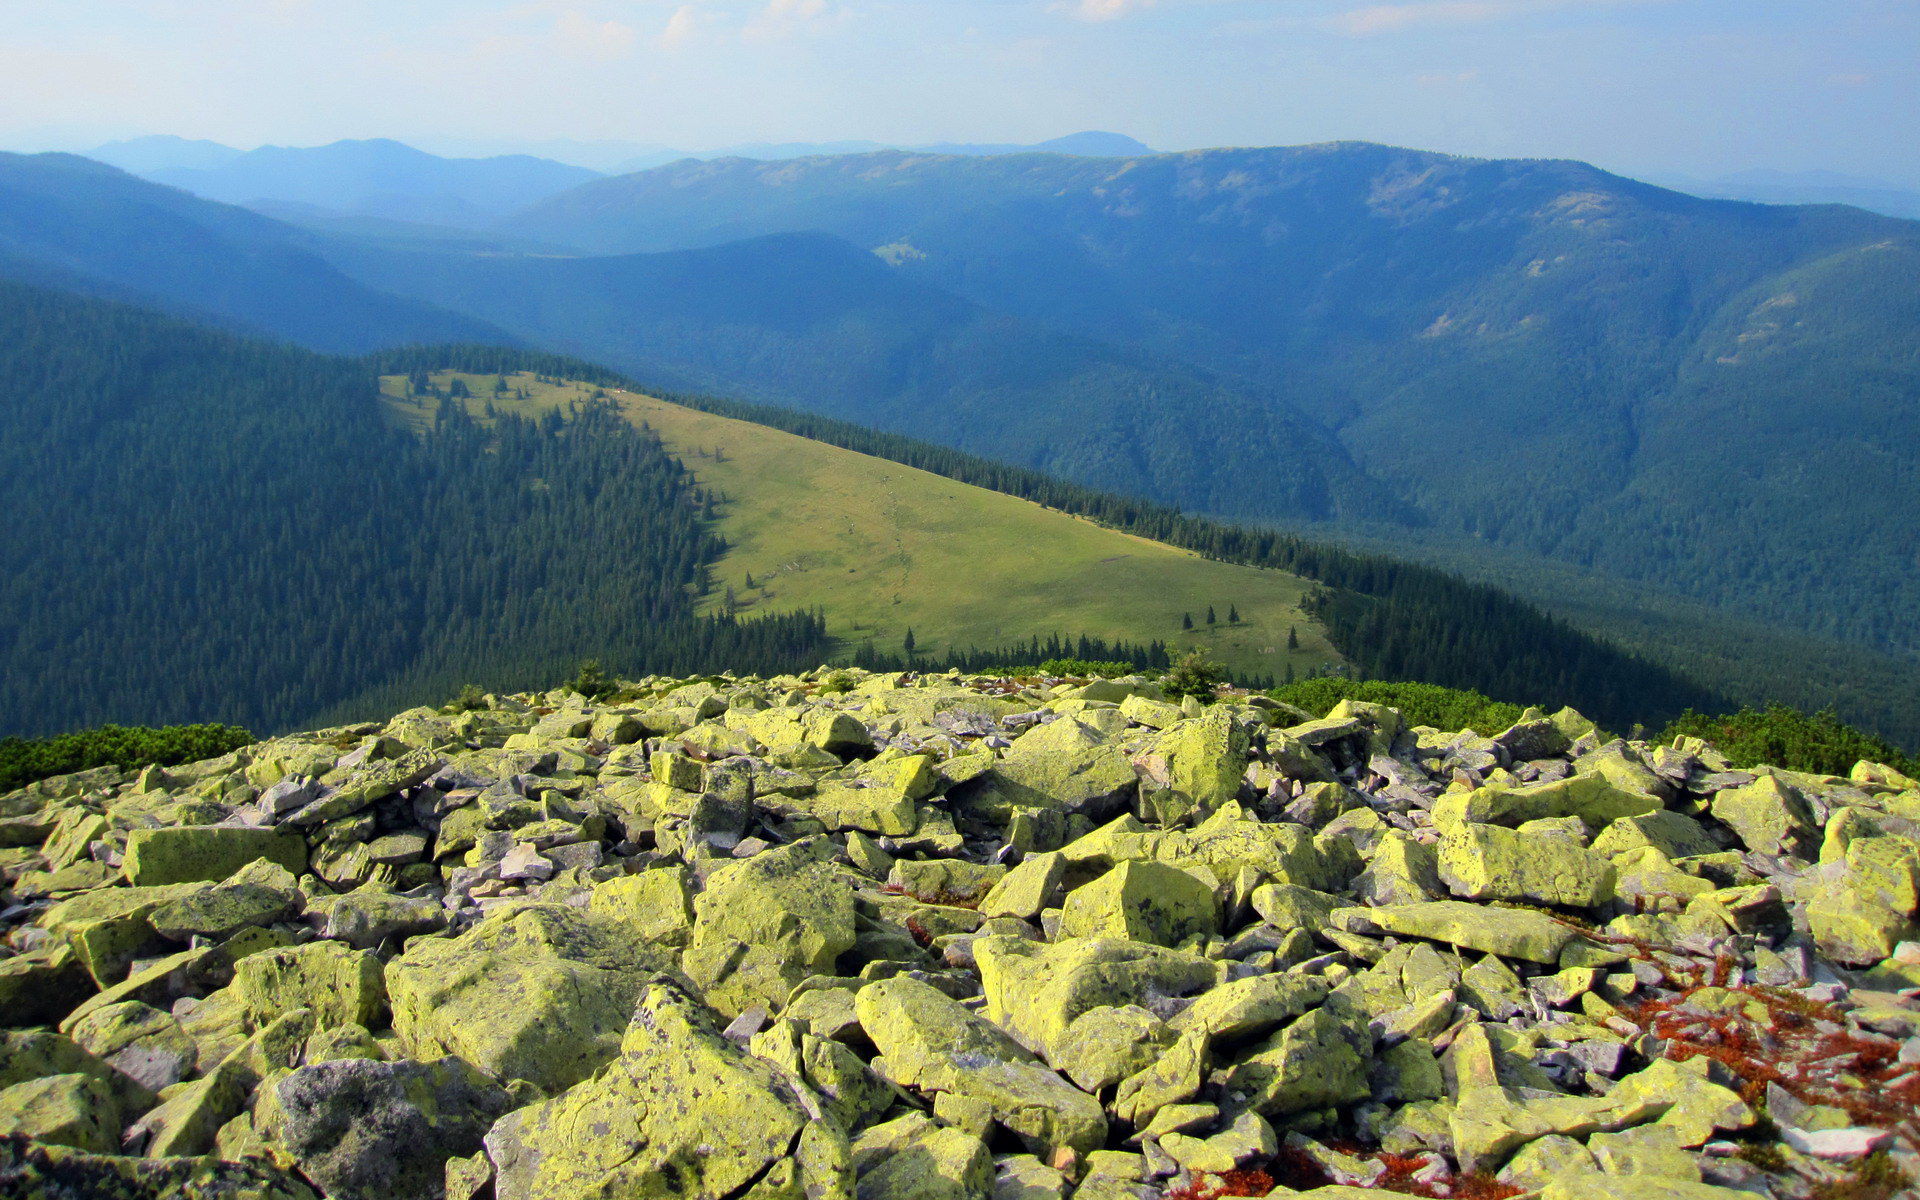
[552,9,638,59]
[659,4,699,49]
[1331,0,1658,37]
[1068,0,1157,21]
[743,0,830,38]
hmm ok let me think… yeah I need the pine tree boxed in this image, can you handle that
[1287,626,1300,651]
[904,627,916,653]
[1206,605,1217,626]
[743,572,756,589]
[1228,604,1240,624]
[1181,613,1194,631]
[447,377,472,399]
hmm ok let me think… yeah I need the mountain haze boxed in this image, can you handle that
[506,143,1920,661]
[0,152,507,353]
[127,138,603,228]
[321,229,1393,523]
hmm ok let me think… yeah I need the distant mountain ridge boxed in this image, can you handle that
[107,137,602,228]
[502,142,1920,667]
[317,228,1397,524]
[0,152,508,353]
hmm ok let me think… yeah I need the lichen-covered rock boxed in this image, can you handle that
[149,860,300,941]
[1709,775,1814,856]
[1350,900,1580,963]
[1437,822,1614,908]
[0,1073,122,1153]
[123,828,306,887]
[684,840,859,1017]
[975,936,1215,1060]
[856,975,1106,1157]
[66,1002,196,1093]
[966,717,1138,822]
[2,668,1913,1200]
[386,907,657,1093]
[1058,860,1219,948]
[851,1113,992,1200]
[233,941,385,1032]
[0,1134,322,1200]
[485,982,852,1200]
[257,1056,511,1200]
[1219,1006,1370,1117]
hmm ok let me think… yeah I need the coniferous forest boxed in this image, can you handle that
[0,280,832,737]
[372,345,1727,734]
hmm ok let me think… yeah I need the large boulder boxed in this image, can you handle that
[1709,776,1814,857]
[683,841,860,1017]
[0,1072,122,1153]
[963,717,1138,822]
[149,860,301,941]
[67,1001,198,1093]
[1437,823,1613,909]
[386,906,663,1093]
[0,1135,321,1200]
[856,975,1106,1157]
[1348,901,1581,964]
[1058,861,1220,948]
[485,982,851,1200]
[257,1056,511,1200]
[123,828,306,887]
[233,942,386,1033]
[851,1113,992,1200]
[974,936,1216,1060]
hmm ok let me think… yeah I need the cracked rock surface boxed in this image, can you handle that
[2,667,1918,1200]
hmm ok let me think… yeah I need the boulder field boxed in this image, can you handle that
[1,668,1918,1200]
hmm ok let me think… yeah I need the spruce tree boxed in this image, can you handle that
[1206,605,1217,626]
[904,627,916,653]
[1287,626,1300,651]
[1181,613,1194,631]
[1228,604,1240,624]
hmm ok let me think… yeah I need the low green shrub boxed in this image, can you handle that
[1036,659,1138,679]
[1162,651,1229,703]
[1660,704,1915,778]
[1269,678,1527,736]
[0,723,255,794]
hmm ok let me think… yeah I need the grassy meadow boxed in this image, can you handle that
[380,372,1344,680]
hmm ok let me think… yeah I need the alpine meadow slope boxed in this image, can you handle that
[379,370,1347,682]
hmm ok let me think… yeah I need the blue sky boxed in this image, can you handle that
[3,0,1915,184]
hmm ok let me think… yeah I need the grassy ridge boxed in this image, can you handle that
[380,371,1344,681]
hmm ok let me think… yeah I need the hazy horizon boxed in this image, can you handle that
[2,1,1916,188]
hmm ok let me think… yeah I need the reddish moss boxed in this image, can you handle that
[1163,1167,1276,1200]
[1626,982,1918,1143]
[902,916,933,948]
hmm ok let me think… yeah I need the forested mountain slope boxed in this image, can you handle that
[0,279,827,737]
[381,369,1348,683]
[507,143,1920,660]
[323,231,1394,523]
[0,152,507,353]
[374,345,1726,735]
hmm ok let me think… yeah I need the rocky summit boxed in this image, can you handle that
[2,669,1918,1200]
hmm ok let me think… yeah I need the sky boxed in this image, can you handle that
[2,0,1916,185]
